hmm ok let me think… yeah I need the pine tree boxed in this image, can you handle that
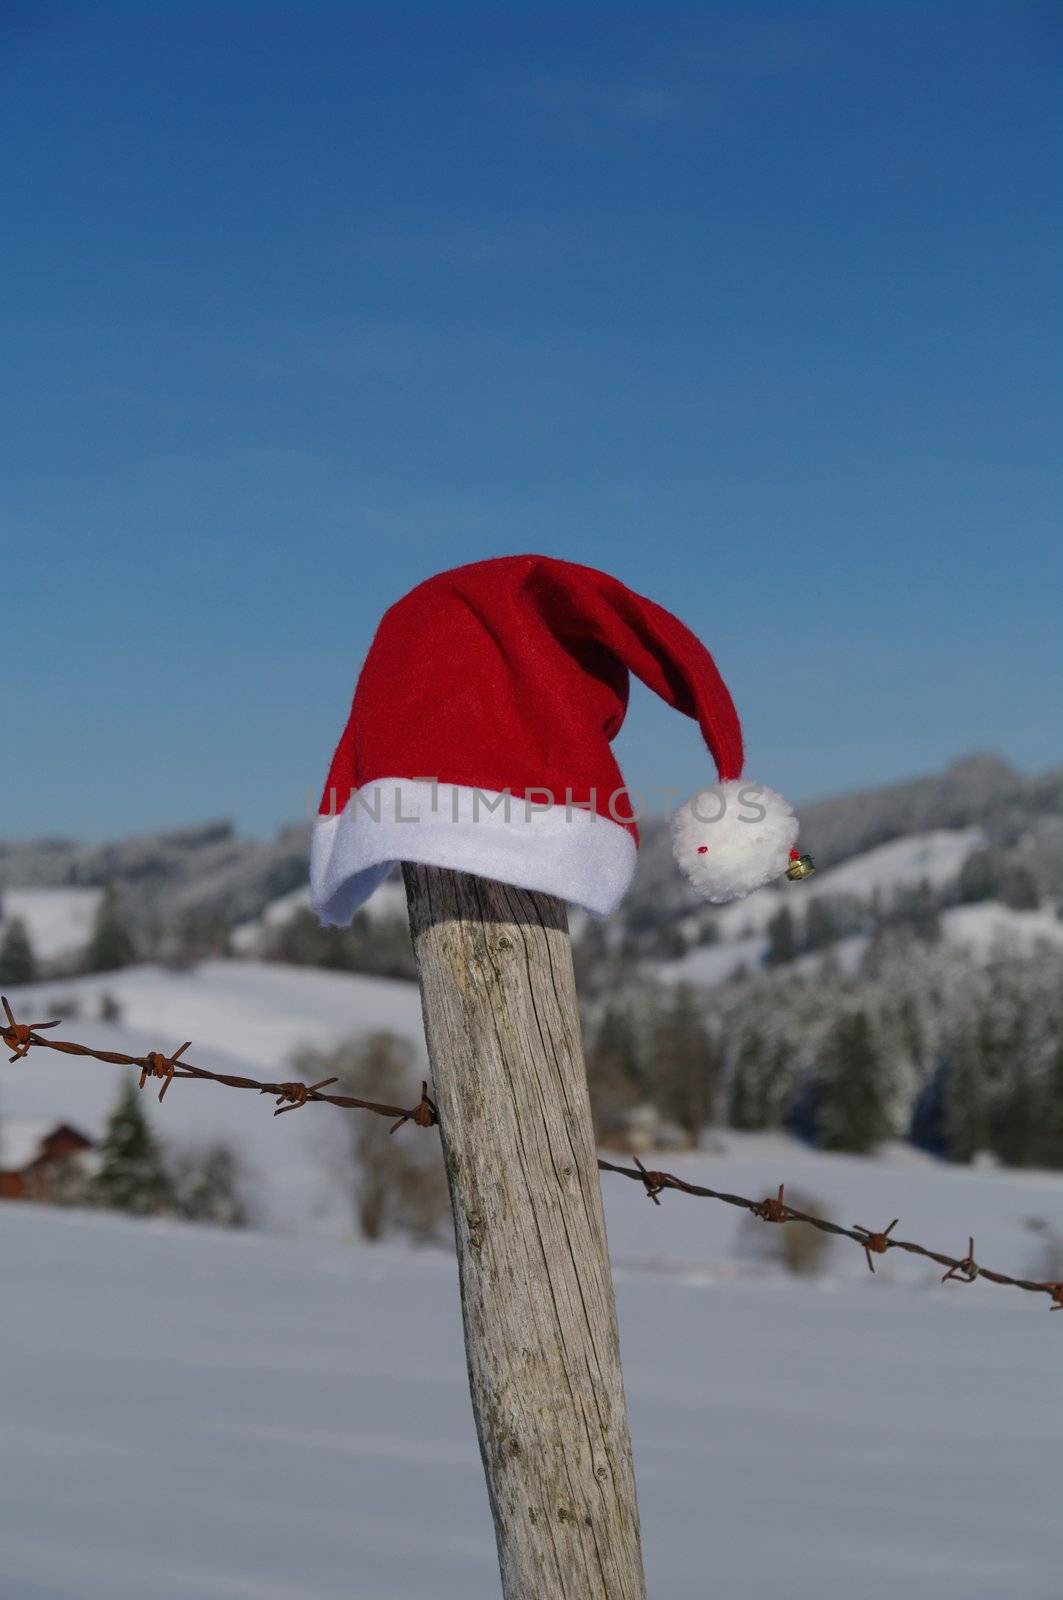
[0,916,37,984]
[813,1009,891,1154]
[893,881,941,943]
[909,1066,949,1156]
[171,1142,248,1226]
[764,906,797,967]
[729,1030,767,1130]
[1000,865,1039,912]
[895,995,926,1075]
[803,899,838,953]
[1035,1042,1063,1169]
[586,1003,643,1132]
[992,1061,1037,1167]
[654,984,717,1142]
[95,1078,174,1215]
[943,1036,990,1163]
[958,849,997,904]
[266,906,417,981]
[85,886,137,973]
[168,908,233,968]
[764,1039,795,1127]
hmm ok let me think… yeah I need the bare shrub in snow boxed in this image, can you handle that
[298,1031,449,1246]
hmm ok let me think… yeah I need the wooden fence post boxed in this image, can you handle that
[402,862,646,1600]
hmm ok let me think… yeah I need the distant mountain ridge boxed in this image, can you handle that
[624,753,1063,931]
[2,753,1060,937]
[0,820,311,928]
[788,753,1059,865]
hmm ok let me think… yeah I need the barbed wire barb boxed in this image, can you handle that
[854,1219,899,1274]
[942,1237,978,1285]
[139,1041,192,1102]
[2,994,61,1062]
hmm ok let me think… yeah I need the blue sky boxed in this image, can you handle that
[4,2,1061,840]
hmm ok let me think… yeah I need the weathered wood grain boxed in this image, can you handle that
[402,862,646,1600]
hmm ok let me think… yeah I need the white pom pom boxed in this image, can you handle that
[672,779,799,903]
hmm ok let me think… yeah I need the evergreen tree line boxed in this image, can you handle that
[762,883,946,967]
[263,906,417,981]
[585,934,1063,1167]
[0,887,419,984]
[759,856,1045,970]
[586,984,718,1145]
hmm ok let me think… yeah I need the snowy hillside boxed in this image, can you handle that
[661,893,1063,986]
[0,886,102,961]
[3,1196,1061,1600]
[658,830,985,982]
[651,820,1063,987]
[704,827,984,943]
[5,959,1063,1266]
[0,962,426,1229]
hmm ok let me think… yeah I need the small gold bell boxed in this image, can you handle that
[786,849,815,882]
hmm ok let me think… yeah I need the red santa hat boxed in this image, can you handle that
[311,554,807,924]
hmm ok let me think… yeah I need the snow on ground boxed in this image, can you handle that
[2,1197,1061,1600]
[0,885,102,961]
[942,901,1063,956]
[656,932,768,986]
[4,959,1063,1594]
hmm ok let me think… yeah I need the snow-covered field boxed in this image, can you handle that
[3,959,1063,1596]
[3,1195,1061,1600]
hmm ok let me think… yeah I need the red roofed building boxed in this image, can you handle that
[0,1116,96,1201]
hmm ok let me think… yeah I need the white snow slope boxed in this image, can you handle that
[708,826,985,942]
[661,826,1063,986]
[2,1197,1061,1600]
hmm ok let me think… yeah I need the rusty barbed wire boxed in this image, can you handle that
[596,1159,1063,1310]
[0,995,438,1129]
[4,994,1060,1311]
